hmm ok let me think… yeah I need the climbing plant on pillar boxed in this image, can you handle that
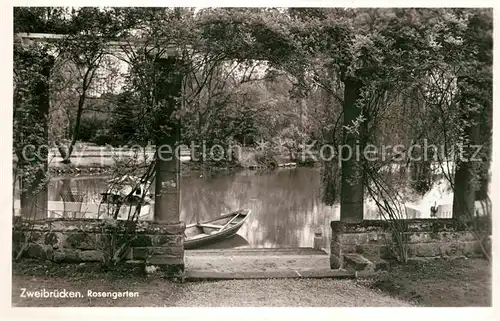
[151,56,184,223]
[13,37,55,220]
[288,9,409,223]
[119,51,185,223]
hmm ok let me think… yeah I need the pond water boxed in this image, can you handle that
[14,167,469,249]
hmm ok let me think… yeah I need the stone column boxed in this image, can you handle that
[152,56,183,223]
[16,51,54,220]
[340,76,364,223]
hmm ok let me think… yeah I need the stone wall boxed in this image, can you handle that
[13,218,185,277]
[330,218,490,269]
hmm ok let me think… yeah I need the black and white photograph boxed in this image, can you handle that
[4,3,495,312]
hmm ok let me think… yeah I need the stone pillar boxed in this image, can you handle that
[340,76,364,223]
[16,51,54,220]
[152,56,183,223]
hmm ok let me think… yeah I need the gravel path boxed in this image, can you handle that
[12,275,410,307]
[175,278,411,307]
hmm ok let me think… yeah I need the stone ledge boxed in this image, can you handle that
[330,218,489,269]
[184,269,355,280]
[13,218,186,280]
[13,218,186,235]
[331,217,491,234]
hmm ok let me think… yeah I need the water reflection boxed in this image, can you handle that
[181,169,338,249]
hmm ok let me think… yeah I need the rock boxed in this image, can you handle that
[364,255,389,271]
[53,249,80,262]
[65,232,95,250]
[129,235,153,247]
[343,253,375,273]
[330,253,343,269]
[24,244,46,258]
[145,265,158,274]
[44,232,60,248]
[406,257,430,265]
[79,250,104,262]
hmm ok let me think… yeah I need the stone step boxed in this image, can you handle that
[186,248,328,256]
[185,254,331,273]
[184,269,354,280]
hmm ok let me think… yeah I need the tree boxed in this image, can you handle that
[286,8,493,223]
[54,8,126,162]
[449,10,492,219]
[108,92,139,145]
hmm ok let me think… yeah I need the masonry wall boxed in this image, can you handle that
[330,218,490,269]
[12,218,185,277]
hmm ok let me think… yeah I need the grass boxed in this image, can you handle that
[362,257,491,307]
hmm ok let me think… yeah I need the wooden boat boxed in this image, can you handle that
[195,234,250,250]
[184,209,251,249]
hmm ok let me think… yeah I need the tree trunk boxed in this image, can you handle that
[340,77,364,223]
[475,159,490,201]
[153,57,183,223]
[58,88,87,163]
[453,119,480,219]
[55,141,69,162]
[453,157,476,220]
[475,110,492,201]
[453,77,481,220]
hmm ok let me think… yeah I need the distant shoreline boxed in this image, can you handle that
[15,144,311,176]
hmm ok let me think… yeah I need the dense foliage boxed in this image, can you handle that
[13,7,492,223]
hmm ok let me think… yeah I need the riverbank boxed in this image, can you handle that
[44,162,255,178]
[20,144,315,176]
[43,157,312,177]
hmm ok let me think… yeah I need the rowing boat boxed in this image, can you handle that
[184,209,251,249]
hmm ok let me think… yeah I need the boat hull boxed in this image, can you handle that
[184,210,250,249]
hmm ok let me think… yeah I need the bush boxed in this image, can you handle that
[79,117,106,142]
[254,149,278,168]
